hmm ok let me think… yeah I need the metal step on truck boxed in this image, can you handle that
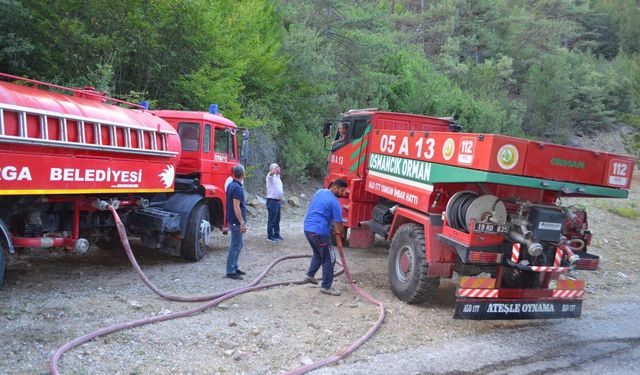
[323,109,635,320]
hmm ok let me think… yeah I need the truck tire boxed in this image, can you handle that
[180,203,211,261]
[388,223,439,304]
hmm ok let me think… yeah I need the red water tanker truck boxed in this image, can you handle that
[0,73,246,286]
[324,109,635,320]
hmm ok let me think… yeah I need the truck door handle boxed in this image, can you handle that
[212,164,219,170]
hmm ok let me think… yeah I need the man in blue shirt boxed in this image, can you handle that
[225,165,247,280]
[303,179,348,296]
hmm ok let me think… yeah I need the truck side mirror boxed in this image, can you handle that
[322,122,332,138]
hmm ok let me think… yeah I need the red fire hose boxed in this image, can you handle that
[285,235,386,375]
[49,207,385,374]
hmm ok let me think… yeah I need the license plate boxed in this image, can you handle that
[473,222,509,234]
[454,299,582,320]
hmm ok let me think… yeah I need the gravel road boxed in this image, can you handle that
[1,175,639,375]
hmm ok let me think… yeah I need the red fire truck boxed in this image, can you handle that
[324,109,634,319]
[0,73,246,286]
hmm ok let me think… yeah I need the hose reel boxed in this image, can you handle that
[445,191,507,233]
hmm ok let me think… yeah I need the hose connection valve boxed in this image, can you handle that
[92,199,120,211]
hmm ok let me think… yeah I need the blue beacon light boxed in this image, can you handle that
[209,103,218,115]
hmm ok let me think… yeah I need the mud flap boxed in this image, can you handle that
[454,298,582,320]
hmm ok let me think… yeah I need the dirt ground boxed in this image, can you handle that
[1,174,639,375]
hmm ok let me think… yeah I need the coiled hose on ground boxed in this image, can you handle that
[50,206,385,374]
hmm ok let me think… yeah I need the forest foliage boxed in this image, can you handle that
[1,0,639,180]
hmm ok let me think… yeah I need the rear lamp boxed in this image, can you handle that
[574,257,598,270]
[468,251,502,264]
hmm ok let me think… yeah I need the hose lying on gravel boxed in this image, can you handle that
[50,206,385,374]
[285,235,386,375]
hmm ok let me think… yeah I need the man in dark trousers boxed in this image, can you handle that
[225,164,247,280]
[266,163,284,242]
[303,179,348,296]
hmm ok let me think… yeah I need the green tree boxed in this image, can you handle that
[521,54,572,142]
[3,0,640,180]
[0,0,34,73]
[593,0,640,56]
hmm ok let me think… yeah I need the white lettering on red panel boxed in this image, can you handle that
[0,166,32,181]
[608,159,631,187]
[379,134,437,160]
[367,179,419,205]
[330,154,344,165]
[458,137,475,164]
[50,168,143,183]
[0,163,177,191]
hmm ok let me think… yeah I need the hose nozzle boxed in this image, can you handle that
[509,230,544,257]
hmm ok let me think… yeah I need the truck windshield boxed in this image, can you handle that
[332,117,370,152]
[178,122,200,151]
[214,127,235,160]
[351,117,370,140]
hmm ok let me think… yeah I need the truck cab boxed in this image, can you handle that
[324,109,457,234]
[151,108,242,233]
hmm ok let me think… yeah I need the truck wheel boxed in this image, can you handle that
[388,223,439,304]
[180,203,211,261]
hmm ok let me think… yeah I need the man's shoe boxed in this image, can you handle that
[320,287,341,296]
[274,234,284,241]
[225,273,243,280]
[236,269,246,275]
[267,236,278,242]
[304,275,319,285]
